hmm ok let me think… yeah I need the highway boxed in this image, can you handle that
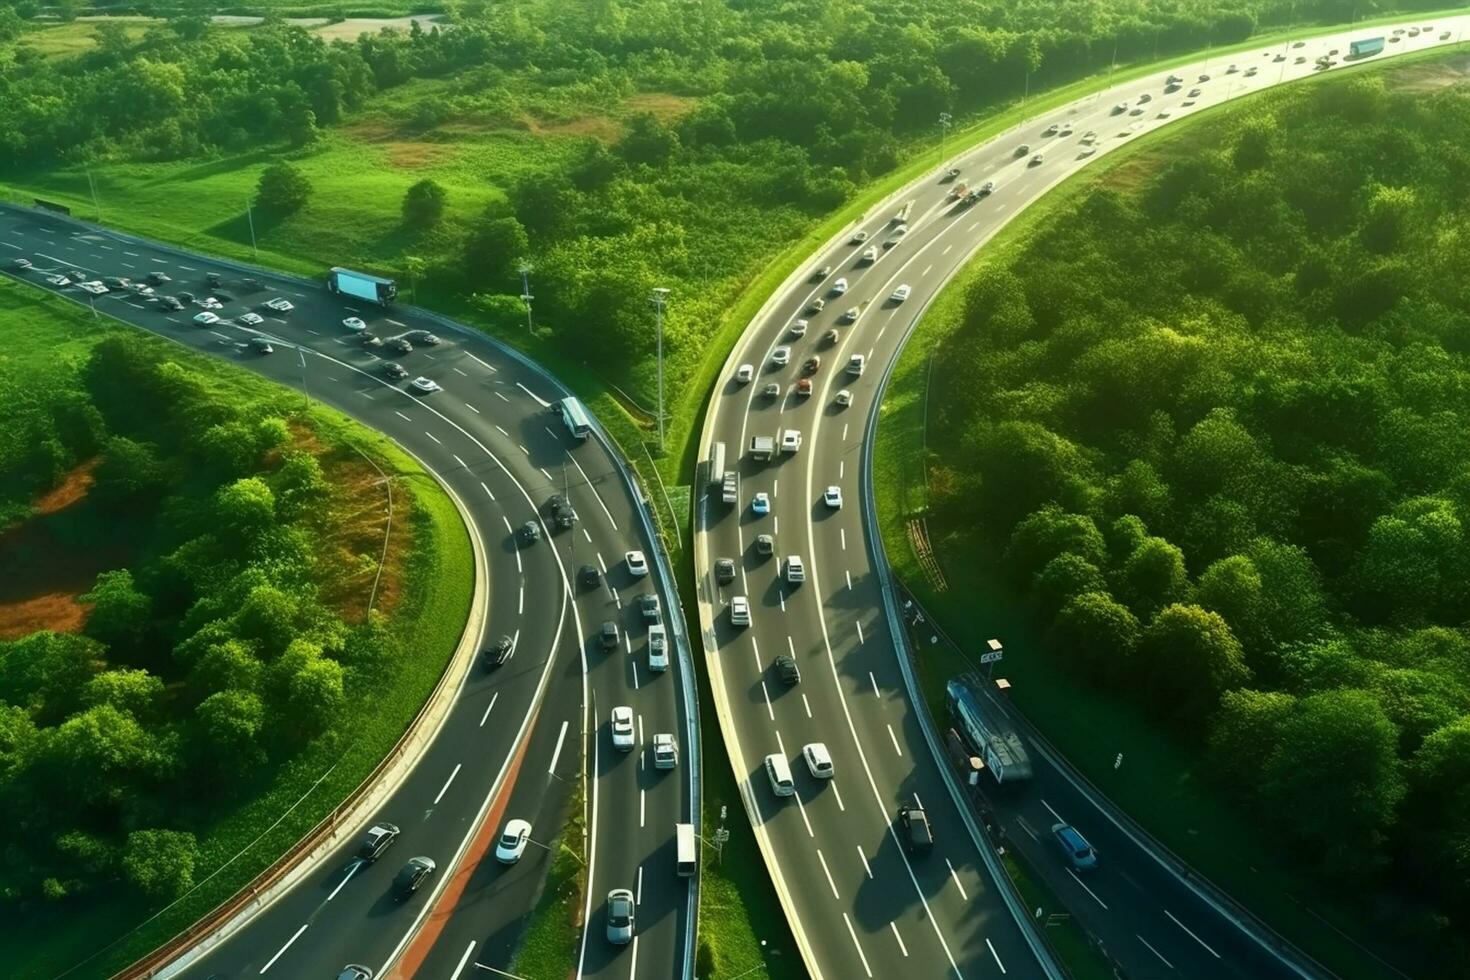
[0,204,696,980]
[692,16,1467,980]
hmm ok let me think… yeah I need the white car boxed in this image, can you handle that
[343,316,368,332]
[834,389,852,407]
[730,596,751,628]
[648,624,668,672]
[803,742,835,779]
[626,550,648,576]
[830,277,848,296]
[890,284,911,303]
[494,819,532,864]
[237,312,263,326]
[79,281,109,295]
[202,296,222,309]
[192,311,220,325]
[824,486,843,509]
[45,274,72,287]
[789,319,808,337]
[653,733,679,770]
[265,297,294,312]
[410,376,441,393]
[861,246,878,264]
[610,706,635,751]
[736,363,754,384]
[771,346,791,367]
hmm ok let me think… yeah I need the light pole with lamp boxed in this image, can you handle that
[518,262,535,335]
[651,286,670,452]
[938,111,952,165]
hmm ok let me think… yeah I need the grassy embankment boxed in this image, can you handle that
[0,279,474,979]
[871,42,1470,980]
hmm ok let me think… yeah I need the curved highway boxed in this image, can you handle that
[0,205,695,980]
[694,16,1466,980]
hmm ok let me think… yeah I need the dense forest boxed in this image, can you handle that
[926,67,1470,966]
[0,332,409,908]
[0,0,1453,405]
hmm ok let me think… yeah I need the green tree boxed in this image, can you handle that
[1035,553,1107,615]
[1261,689,1405,879]
[37,705,175,810]
[1048,591,1140,684]
[1006,506,1107,584]
[1361,184,1416,255]
[91,436,170,510]
[80,569,153,662]
[189,639,264,697]
[402,178,447,229]
[255,162,312,216]
[1137,604,1250,727]
[215,477,277,544]
[463,213,530,285]
[617,112,680,166]
[1208,688,1296,791]
[272,451,331,521]
[0,632,104,724]
[83,669,164,721]
[192,690,266,778]
[122,829,198,901]
[1195,555,1270,657]
[1118,537,1190,618]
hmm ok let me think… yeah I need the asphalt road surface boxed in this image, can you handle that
[693,16,1467,980]
[0,205,694,980]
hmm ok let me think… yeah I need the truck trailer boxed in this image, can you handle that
[946,674,1033,785]
[327,267,398,306]
[1349,36,1385,58]
[749,434,775,462]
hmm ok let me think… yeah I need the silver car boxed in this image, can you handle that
[606,888,636,944]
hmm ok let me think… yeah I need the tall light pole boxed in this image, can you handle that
[518,262,535,335]
[938,111,952,165]
[245,199,258,260]
[651,286,670,452]
[84,166,101,221]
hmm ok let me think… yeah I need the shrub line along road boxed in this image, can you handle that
[693,15,1467,980]
[0,204,696,980]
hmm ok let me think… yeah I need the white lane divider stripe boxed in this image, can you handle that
[448,941,477,980]
[887,724,903,757]
[843,913,873,978]
[516,381,549,406]
[465,402,480,414]
[857,845,873,879]
[479,692,498,727]
[433,763,462,805]
[465,351,498,373]
[1166,910,1220,957]
[258,923,308,974]
[987,938,1007,974]
[945,858,969,901]
[548,720,570,775]
[890,922,909,957]
[817,848,840,899]
[425,432,441,445]
[326,861,361,901]
[1068,868,1109,909]
[1137,934,1176,969]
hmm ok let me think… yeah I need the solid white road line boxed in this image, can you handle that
[426,432,442,445]
[629,936,640,978]
[761,680,774,720]
[842,913,873,978]
[496,424,510,436]
[433,763,462,805]
[327,860,362,901]
[395,411,412,422]
[637,865,644,904]
[466,402,480,413]
[548,720,570,775]
[845,570,853,590]
[945,858,969,901]
[640,788,646,828]
[1068,868,1109,909]
[1165,910,1221,958]
[567,450,619,530]
[495,391,510,402]
[448,941,478,980]
[1138,934,1176,970]
[869,671,880,698]
[831,780,846,812]
[480,692,498,727]
[516,381,549,406]
[817,848,840,899]
[801,693,812,718]
[465,351,498,373]
[259,923,309,974]
[1041,798,1065,824]
[857,845,873,879]
[987,938,1007,974]
[886,724,903,757]
[855,620,864,644]
[890,922,910,957]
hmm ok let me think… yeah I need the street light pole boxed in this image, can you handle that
[938,111,952,165]
[518,262,535,335]
[245,199,258,260]
[84,167,101,222]
[651,286,670,453]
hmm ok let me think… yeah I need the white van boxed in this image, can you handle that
[847,354,865,377]
[785,555,805,584]
[675,822,697,877]
[803,742,834,779]
[764,753,795,797]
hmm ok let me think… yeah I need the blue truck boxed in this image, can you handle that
[327,267,397,306]
[946,674,1033,785]
[1349,36,1385,59]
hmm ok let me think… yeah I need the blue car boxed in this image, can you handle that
[1051,823,1098,871]
[752,492,770,516]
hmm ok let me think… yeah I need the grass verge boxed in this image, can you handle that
[866,51,1469,980]
[0,281,474,980]
[510,783,588,978]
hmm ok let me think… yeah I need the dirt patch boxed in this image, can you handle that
[625,91,698,122]
[312,16,445,43]
[382,141,460,169]
[313,445,413,624]
[33,458,98,516]
[529,115,625,142]
[0,593,89,640]
[1390,54,1470,92]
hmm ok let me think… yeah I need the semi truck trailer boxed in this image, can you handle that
[327,267,398,306]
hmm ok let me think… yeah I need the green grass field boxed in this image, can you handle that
[0,280,475,979]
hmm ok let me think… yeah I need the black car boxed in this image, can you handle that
[392,856,436,899]
[104,276,130,289]
[205,272,222,287]
[358,822,400,862]
[546,493,567,515]
[899,801,933,855]
[249,337,275,355]
[242,277,263,292]
[160,296,184,311]
[519,521,540,545]
[387,337,413,355]
[482,634,513,669]
[146,270,170,285]
[212,290,235,302]
[774,654,801,686]
[714,558,736,584]
[755,533,774,556]
[942,167,961,181]
[576,563,601,589]
[383,362,409,380]
[405,329,442,346]
[554,504,577,529]
[176,291,195,304]
[600,620,619,650]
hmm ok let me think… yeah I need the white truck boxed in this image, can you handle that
[749,434,776,461]
[780,429,802,454]
[721,470,737,504]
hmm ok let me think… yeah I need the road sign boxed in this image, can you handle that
[980,650,1003,664]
